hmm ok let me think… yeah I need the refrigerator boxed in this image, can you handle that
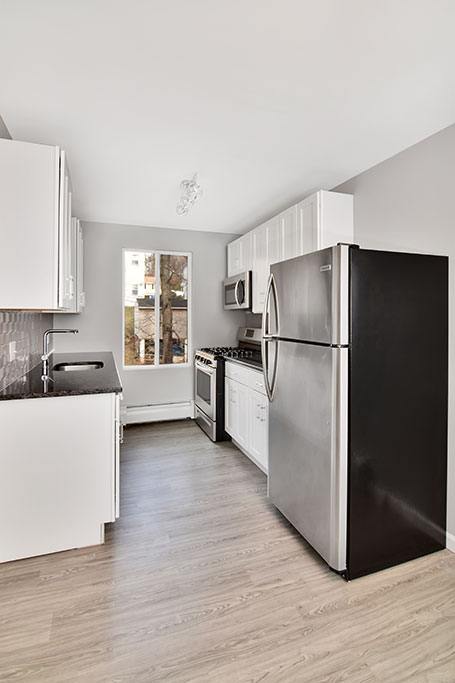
[262,244,448,579]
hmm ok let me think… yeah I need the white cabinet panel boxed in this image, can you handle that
[225,377,234,436]
[227,238,241,277]
[225,377,249,450]
[249,390,268,472]
[65,218,85,314]
[227,233,253,277]
[0,139,82,312]
[281,206,300,261]
[0,393,120,563]
[267,217,282,266]
[318,190,354,248]
[296,194,318,256]
[225,363,269,474]
[252,224,268,313]
[0,139,60,310]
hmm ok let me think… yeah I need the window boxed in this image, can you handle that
[123,250,190,367]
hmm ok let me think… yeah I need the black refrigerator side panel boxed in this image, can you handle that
[347,248,448,579]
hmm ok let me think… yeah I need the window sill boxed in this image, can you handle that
[122,362,193,371]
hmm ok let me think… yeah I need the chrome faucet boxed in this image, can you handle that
[42,328,79,381]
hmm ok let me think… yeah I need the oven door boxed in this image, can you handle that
[223,272,251,310]
[195,361,217,420]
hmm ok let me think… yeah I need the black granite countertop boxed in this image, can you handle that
[0,352,122,401]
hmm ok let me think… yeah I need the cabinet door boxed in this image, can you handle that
[296,194,318,256]
[225,377,236,438]
[225,378,249,449]
[114,394,121,519]
[252,224,268,313]
[225,377,232,435]
[0,139,62,309]
[241,232,252,271]
[77,220,86,310]
[227,238,241,277]
[281,206,300,261]
[267,217,282,266]
[249,390,269,472]
[58,154,68,309]
[235,381,250,450]
[318,190,354,249]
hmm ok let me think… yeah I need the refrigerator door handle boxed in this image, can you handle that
[262,337,279,401]
[262,273,280,338]
[262,273,280,401]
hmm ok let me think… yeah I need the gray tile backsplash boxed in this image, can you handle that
[0,311,52,390]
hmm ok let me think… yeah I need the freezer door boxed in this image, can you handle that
[268,340,348,571]
[270,245,349,345]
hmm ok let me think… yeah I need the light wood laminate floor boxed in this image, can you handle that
[0,420,454,682]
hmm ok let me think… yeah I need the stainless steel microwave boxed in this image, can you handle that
[223,272,251,310]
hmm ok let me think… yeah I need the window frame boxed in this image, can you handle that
[122,248,192,371]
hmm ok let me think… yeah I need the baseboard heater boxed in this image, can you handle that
[123,401,194,425]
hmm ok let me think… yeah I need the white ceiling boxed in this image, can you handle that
[2,0,455,234]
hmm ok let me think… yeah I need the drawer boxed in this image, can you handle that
[225,361,266,396]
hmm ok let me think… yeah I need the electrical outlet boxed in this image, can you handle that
[8,341,16,362]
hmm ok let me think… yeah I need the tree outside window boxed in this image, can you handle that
[123,250,190,366]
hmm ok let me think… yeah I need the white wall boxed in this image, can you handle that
[335,122,455,549]
[54,221,244,407]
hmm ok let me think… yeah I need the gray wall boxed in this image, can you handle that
[54,221,244,406]
[335,122,455,544]
[0,114,11,140]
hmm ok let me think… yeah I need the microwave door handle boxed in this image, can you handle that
[234,280,240,307]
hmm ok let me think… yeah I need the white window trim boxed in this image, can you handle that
[122,248,193,370]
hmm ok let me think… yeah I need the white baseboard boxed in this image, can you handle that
[447,531,455,553]
[124,401,194,425]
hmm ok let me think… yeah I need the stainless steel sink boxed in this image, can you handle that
[53,361,104,372]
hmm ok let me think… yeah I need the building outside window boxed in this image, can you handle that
[123,250,190,367]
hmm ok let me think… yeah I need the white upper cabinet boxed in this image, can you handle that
[252,223,269,313]
[280,206,300,261]
[227,190,354,313]
[227,232,252,277]
[0,138,82,312]
[266,216,282,266]
[65,218,86,314]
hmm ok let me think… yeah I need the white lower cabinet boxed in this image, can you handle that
[225,377,249,451]
[0,392,121,563]
[248,391,268,472]
[225,362,269,473]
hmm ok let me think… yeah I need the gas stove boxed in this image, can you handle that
[195,346,257,366]
[194,328,262,441]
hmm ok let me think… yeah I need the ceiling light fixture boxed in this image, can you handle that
[176,174,202,216]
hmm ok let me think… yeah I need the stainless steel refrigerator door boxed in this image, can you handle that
[270,245,349,345]
[268,340,348,571]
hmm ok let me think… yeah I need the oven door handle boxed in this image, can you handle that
[195,361,215,375]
